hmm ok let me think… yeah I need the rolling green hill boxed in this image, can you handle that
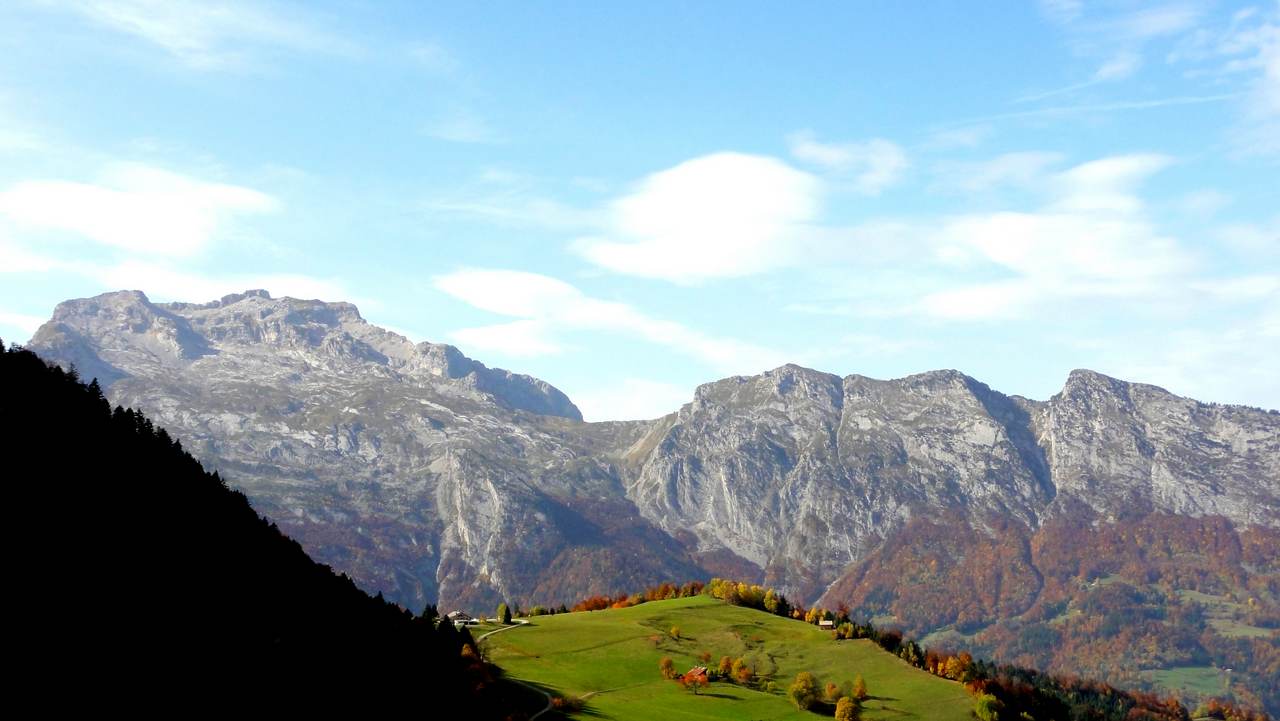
[483,595,973,721]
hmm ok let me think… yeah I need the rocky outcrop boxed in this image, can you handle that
[1034,369,1279,525]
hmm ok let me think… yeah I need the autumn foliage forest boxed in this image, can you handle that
[824,510,1279,715]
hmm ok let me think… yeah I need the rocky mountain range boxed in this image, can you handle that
[25,290,1280,620]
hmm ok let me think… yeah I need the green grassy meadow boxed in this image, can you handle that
[1147,666,1229,696]
[483,595,973,721]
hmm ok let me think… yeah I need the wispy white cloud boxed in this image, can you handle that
[969,93,1241,124]
[788,152,1213,323]
[424,168,603,230]
[573,152,822,284]
[1015,53,1143,104]
[54,0,357,70]
[1112,4,1204,40]
[1223,7,1280,156]
[1025,2,1204,104]
[434,268,788,374]
[0,163,277,257]
[1094,51,1143,81]
[787,131,907,195]
[917,154,1191,320]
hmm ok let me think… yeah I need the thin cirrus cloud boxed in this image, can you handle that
[571,152,823,284]
[433,268,788,375]
[0,163,277,257]
[56,0,357,69]
[1227,8,1280,155]
[1020,2,1203,103]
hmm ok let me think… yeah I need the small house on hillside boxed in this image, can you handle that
[446,610,477,626]
[818,619,835,630]
[680,666,708,682]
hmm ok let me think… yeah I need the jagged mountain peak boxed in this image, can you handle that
[1060,367,1141,395]
[686,364,844,422]
[30,289,582,421]
[50,288,155,320]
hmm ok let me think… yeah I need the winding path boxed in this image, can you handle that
[475,620,552,719]
[475,618,530,642]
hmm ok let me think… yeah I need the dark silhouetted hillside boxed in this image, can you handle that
[0,340,530,714]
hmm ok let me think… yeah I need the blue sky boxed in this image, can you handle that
[1,1,1277,419]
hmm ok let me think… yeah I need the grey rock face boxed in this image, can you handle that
[1034,369,1280,526]
[25,290,1280,612]
[622,366,1062,601]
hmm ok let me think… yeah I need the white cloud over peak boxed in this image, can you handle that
[0,163,277,257]
[919,154,1191,320]
[788,131,908,195]
[573,152,822,283]
[434,268,788,374]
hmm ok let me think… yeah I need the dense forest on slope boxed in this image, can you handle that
[826,512,1280,714]
[0,341,529,714]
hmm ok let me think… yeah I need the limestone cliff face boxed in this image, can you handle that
[1034,369,1279,526]
[26,290,1280,613]
[623,366,1056,601]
